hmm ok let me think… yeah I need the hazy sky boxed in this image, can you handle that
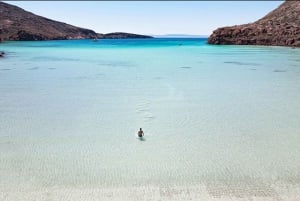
[6,1,284,36]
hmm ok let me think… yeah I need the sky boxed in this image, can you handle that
[6,1,284,36]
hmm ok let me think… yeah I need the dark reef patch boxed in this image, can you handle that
[32,56,80,62]
[224,61,260,66]
[273,70,287,73]
[28,67,39,70]
[97,61,134,68]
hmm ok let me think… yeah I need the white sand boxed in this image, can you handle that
[1,184,300,201]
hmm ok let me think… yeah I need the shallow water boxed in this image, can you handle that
[1,38,300,200]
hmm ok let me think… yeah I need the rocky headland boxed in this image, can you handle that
[208,1,300,47]
[0,2,152,41]
[97,32,152,39]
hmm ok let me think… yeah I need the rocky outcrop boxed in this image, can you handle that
[208,1,300,47]
[0,2,152,41]
[0,2,98,40]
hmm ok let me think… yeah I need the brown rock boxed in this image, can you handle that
[208,1,300,47]
[0,2,97,41]
[0,2,152,41]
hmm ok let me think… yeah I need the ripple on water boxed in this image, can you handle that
[136,102,150,108]
[0,68,11,71]
[136,102,150,113]
[136,108,149,113]
[135,101,155,123]
[143,112,155,121]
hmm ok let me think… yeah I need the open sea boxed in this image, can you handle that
[1,38,300,200]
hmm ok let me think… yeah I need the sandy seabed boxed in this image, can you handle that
[1,184,300,201]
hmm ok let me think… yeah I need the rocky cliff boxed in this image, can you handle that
[0,2,98,40]
[0,2,152,41]
[208,1,300,47]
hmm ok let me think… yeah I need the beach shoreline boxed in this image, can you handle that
[1,184,300,201]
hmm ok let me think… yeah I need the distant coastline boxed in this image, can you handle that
[151,34,208,38]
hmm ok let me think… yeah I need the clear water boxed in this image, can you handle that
[1,38,300,199]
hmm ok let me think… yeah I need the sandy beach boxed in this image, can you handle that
[1,184,300,201]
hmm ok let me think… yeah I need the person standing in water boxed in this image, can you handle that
[138,128,144,137]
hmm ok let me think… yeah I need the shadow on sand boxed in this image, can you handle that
[138,137,146,141]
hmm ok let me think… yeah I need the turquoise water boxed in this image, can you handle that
[1,38,300,199]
